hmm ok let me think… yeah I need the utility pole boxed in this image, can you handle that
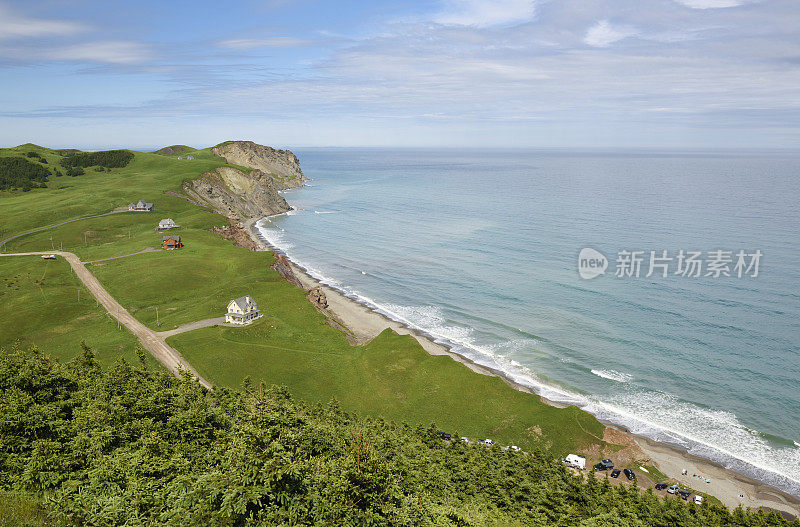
[156,306,159,327]
[50,237,54,250]
[77,288,80,302]
[117,306,120,330]
[83,232,87,245]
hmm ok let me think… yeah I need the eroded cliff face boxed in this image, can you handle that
[210,141,307,189]
[182,166,290,221]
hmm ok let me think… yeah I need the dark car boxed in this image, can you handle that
[655,483,668,490]
[678,490,691,500]
[593,459,614,470]
[437,431,451,441]
[610,469,621,478]
[623,468,635,480]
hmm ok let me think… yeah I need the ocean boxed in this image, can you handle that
[256,148,800,497]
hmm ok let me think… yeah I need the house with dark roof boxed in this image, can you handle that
[162,235,182,250]
[225,295,262,324]
[128,199,154,212]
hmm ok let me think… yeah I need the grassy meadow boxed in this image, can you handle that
[172,321,606,456]
[0,142,613,461]
[0,255,148,367]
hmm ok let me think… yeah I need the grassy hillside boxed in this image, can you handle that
[0,256,146,367]
[1,142,622,481]
[174,324,603,456]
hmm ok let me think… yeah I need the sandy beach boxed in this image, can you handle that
[245,216,800,519]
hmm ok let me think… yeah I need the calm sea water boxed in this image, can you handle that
[256,148,800,496]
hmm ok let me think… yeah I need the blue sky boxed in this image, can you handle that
[0,0,798,149]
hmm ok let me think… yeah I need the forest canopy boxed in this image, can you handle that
[0,344,797,527]
[58,149,134,169]
[0,157,50,191]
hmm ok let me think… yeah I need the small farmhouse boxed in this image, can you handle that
[128,199,154,212]
[156,218,179,230]
[225,295,262,325]
[162,235,182,250]
[186,155,195,160]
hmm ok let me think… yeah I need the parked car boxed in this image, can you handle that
[678,490,691,500]
[655,483,668,490]
[667,485,680,494]
[482,439,495,446]
[610,469,621,478]
[694,495,704,505]
[460,437,469,442]
[510,445,521,452]
[593,459,614,470]
[623,468,636,480]
[437,431,451,440]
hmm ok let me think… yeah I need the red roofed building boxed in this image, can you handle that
[162,235,183,250]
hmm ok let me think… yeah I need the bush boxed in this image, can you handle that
[59,149,134,169]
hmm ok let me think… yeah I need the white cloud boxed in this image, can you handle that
[43,41,152,64]
[584,20,639,47]
[0,4,84,40]
[219,37,314,49]
[674,0,744,8]
[434,0,536,27]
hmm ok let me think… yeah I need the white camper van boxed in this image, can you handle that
[562,454,586,470]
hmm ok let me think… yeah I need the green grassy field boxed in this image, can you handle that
[0,142,612,461]
[172,322,605,455]
[0,255,149,367]
[0,144,228,243]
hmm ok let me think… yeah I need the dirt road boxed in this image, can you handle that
[0,251,211,389]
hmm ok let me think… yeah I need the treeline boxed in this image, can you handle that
[59,149,134,169]
[0,345,796,527]
[0,157,50,191]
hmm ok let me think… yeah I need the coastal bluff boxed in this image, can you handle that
[180,140,306,221]
[211,140,307,189]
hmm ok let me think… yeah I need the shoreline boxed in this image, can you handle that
[244,215,800,518]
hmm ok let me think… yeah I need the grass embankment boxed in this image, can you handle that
[0,256,145,367]
[0,142,608,460]
[0,145,224,243]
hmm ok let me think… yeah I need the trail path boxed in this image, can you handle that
[84,247,160,264]
[0,251,211,389]
[0,209,126,250]
[157,317,234,338]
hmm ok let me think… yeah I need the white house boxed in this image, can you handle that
[156,218,179,230]
[225,295,262,324]
[128,199,153,212]
[186,155,194,160]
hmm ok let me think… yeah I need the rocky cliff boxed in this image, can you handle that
[210,141,307,189]
[180,140,307,222]
[182,166,290,221]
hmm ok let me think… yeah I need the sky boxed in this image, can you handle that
[0,0,799,149]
